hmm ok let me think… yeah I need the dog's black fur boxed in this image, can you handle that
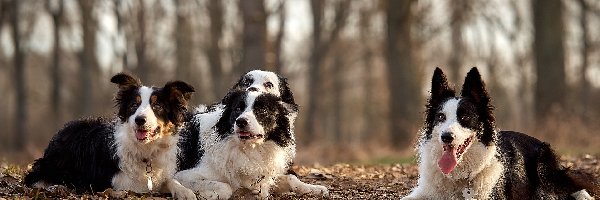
[24,73,194,193]
[24,117,119,192]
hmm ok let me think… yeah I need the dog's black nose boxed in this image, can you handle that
[441,132,454,143]
[135,116,146,126]
[236,118,248,129]
[247,87,258,92]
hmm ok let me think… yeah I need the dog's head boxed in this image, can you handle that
[215,90,295,147]
[111,73,195,144]
[231,70,296,105]
[423,67,496,176]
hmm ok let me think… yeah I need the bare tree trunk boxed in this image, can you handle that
[359,7,375,144]
[238,0,266,73]
[273,0,285,73]
[577,0,590,121]
[77,0,97,116]
[533,0,566,121]
[386,0,420,149]
[306,0,324,143]
[11,0,27,150]
[135,0,148,83]
[113,0,128,71]
[449,0,469,84]
[48,0,64,124]
[305,0,350,143]
[175,0,193,82]
[206,0,226,99]
[332,50,344,144]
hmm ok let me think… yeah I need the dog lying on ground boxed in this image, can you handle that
[176,74,328,199]
[403,67,598,200]
[24,73,197,199]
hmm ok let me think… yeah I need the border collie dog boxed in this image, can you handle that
[178,70,297,170]
[175,90,328,199]
[404,67,598,200]
[24,73,197,199]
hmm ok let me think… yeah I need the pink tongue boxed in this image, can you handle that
[136,130,149,140]
[438,146,458,174]
[239,132,251,137]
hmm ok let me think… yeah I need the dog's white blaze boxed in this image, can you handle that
[234,92,266,139]
[246,70,280,96]
[128,87,159,133]
[434,98,473,148]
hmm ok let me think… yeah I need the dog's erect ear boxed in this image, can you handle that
[423,67,455,140]
[461,67,490,106]
[111,73,141,89]
[461,67,496,145]
[430,67,455,100]
[277,74,296,105]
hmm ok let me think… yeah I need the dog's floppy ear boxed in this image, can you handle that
[277,74,296,105]
[279,101,299,115]
[163,81,195,125]
[164,81,195,102]
[111,73,141,89]
[111,73,141,121]
[461,67,496,145]
[231,72,250,91]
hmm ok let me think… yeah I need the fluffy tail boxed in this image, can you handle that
[566,170,600,198]
[23,159,44,187]
[538,146,599,198]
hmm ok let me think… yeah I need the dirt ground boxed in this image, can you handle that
[0,155,598,199]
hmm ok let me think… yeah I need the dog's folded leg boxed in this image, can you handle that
[274,174,329,196]
[175,169,232,200]
[164,178,197,200]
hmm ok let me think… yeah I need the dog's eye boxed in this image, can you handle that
[460,115,470,121]
[435,113,446,122]
[152,104,163,112]
[243,78,253,87]
[264,82,274,89]
[235,106,243,112]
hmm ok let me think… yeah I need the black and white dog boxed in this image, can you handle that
[404,67,598,200]
[175,70,327,199]
[177,70,297,171]
[24,73,197,199]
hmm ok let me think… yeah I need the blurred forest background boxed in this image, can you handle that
[0,0,599,164]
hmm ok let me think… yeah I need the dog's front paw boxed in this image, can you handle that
[300,184,329,196]
[171,186,197,200]
[197,187,232,200]
[252,189,270,200]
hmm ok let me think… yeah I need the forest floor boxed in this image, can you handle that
[0,155,598,199]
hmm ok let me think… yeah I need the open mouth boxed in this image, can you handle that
[238,131,264,140]
[438,135,474,175]
[136,127,159,141]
